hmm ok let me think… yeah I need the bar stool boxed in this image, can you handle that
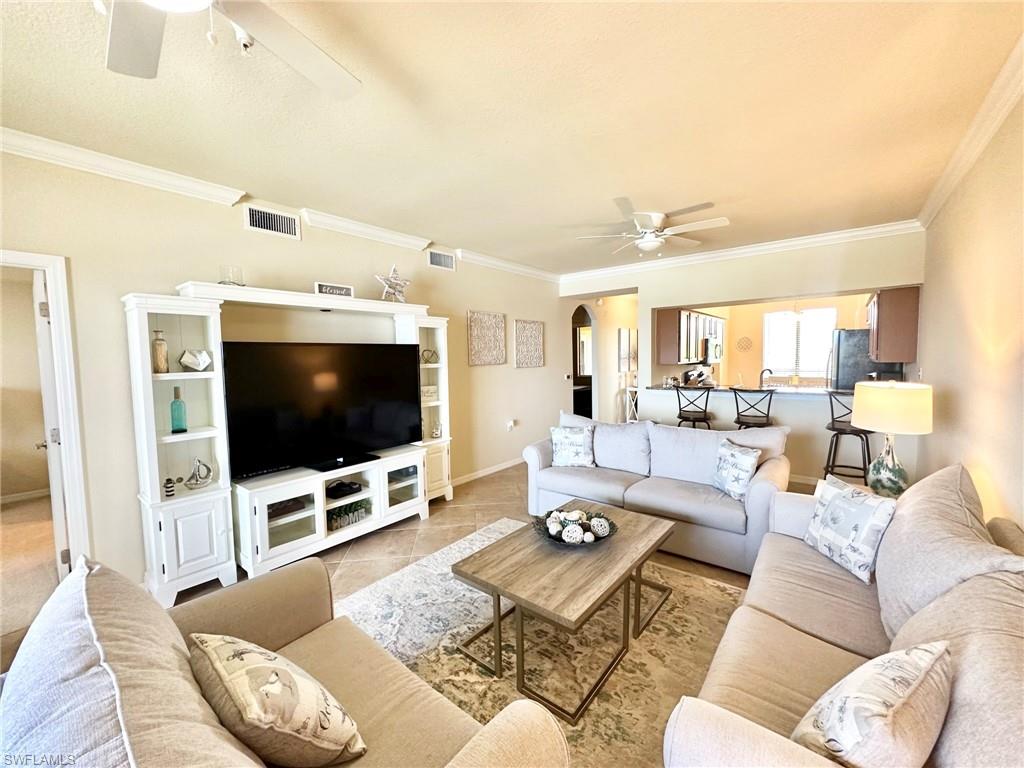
[731,388,774,429]
[674,386,712,429]
[823,391,873,483]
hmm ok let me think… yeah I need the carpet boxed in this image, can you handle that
[335,518,743,768]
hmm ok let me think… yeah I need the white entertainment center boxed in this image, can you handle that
[123,282,453,606]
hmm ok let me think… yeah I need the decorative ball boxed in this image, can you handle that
[583,532,595,544]
[563,510,582,523]
[580,521,591,532]
[590,517,611,538]
[561,524,584,545]
[547,521,562,537]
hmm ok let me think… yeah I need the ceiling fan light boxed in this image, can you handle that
[142,0,212,13]
[636,238,664,252]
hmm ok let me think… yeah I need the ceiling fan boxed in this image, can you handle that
[576,197,730,257]
[94,0,360,100]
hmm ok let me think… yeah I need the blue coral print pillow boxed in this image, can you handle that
[805,475,897,583]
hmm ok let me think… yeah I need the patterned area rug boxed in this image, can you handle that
[335,519,743,768]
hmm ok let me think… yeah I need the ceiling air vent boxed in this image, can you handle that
[244,206,301,240]
[428,249,456,271]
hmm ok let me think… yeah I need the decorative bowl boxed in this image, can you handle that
[532,507,618,547]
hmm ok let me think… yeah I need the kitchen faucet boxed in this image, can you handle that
[759,368,773,388]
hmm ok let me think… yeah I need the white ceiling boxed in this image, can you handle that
[1,2,1020,274]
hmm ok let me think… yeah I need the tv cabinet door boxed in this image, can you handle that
[383,455,426,516]
[425,443,450,497]
[159,495,231,581]
[256,483,323,562]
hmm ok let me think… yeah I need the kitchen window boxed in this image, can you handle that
[762,308,837,380]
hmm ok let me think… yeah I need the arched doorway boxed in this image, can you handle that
[571,305,598,418]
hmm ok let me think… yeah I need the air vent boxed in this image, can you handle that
[244,206,301,240]
[428,249,456,271]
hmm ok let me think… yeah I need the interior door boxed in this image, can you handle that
[32,271,71,580]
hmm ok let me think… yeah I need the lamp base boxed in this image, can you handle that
[867,433,909,498]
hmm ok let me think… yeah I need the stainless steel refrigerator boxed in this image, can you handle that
[828,329,904,391]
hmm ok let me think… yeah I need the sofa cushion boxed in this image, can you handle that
[647,423,788,485]
[624,477,746,534]
[699,606,867,736]
[875,464,1024,638]
[791,642,952,768]
[890,571,1024,768]
[0,558,260,767]
[560,412,652,475]
[536,465,644,507]
[744,534,891,658]
[189,633,366,767]
[277,616,480,768]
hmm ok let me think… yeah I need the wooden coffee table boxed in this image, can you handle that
[451,500,674,724]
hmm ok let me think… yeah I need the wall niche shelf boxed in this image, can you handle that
[152,371,216,381]
[156,425,220,444]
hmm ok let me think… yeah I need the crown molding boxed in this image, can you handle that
[558,219,924,285]
[300,208,431,251]
[918,35,1023,227]
[0,127,245,206]
[456,248,559,283]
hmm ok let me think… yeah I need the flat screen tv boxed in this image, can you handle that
[222,341,422,479]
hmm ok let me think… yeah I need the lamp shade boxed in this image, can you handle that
[852,381,933,435]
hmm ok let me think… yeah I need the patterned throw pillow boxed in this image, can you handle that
[189,634,367,767]
[711,438,761,501]
[805,475,897,584]
[550,425,596,467]
[792,642,952,768]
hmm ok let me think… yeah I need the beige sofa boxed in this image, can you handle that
[1,557,570,768]
[663,464,1024,768]
[524,415,791,573]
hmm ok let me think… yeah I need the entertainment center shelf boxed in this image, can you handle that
[124,282,453,605]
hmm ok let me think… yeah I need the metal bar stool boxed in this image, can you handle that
[731,388,774,429]
[674,386,712,429]
[824,391,873,483]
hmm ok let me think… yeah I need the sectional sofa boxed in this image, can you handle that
[523,414,791,573]
[664,464,1024,767]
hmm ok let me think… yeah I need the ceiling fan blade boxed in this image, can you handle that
[576,233,632,240]
[106,0,166,79]
[665,202,714,219]
[665,235,702,247]
[661,217,730,236]
[611,241,636,255]
[612,197,635,221]
[216,0,361,100]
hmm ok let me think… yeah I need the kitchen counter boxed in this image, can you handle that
[645,385,854,396]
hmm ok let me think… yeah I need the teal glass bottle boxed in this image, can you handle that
[170,386,187,434]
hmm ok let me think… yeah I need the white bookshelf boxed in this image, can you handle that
[415,316,453,501]
[122,293,237,607]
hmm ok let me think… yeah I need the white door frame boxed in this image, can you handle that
[1,250,90,564]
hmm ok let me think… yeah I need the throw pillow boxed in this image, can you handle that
[189,634,367,767]
[804,475,897,584]
[550,425,596,467]
[791,642,952,768]
[711,439,761,501]
[559,412,652,475]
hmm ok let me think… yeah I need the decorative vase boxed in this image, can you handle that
[151,330,169,374]
[170,386,188,434]
[867,433,909,498]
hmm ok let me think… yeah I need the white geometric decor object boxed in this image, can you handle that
[178,349,212,372]
[514,319,545,368]
[375,265,411,302]
[468,310,506,366]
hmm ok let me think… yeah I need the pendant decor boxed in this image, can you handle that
[375,265,411,303]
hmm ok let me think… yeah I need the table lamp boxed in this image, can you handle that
[852,381,933,497]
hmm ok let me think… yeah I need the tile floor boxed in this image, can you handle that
[177,462,752,605]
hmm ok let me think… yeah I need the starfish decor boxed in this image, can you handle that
[375,265,411,303]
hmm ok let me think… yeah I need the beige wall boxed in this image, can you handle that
[590,294,639,422]
[916,100,1023,524]
[1,267,49,497]
[0,155,571,581]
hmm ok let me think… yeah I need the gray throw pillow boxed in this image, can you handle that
[550,425,596,467]
[711,439,761,501]
[875,464,1024,638]
[559,412,651,475]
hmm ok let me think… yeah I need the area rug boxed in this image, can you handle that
[335,519,743,768]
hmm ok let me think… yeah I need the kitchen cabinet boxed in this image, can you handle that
[868,287,920,363]
[655,308,726,365]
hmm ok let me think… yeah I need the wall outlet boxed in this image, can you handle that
[506,419,517,432]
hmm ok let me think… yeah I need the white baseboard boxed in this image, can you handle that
[453,458,524,487]
[0,488,50,505]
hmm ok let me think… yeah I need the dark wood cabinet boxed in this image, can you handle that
[656,308,682,365]
[868,287,920,363]
[656,308,726,365]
